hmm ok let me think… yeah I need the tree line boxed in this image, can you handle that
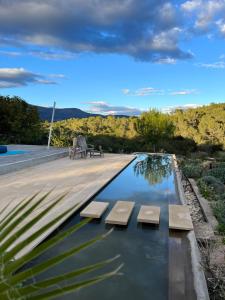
[0,96,41,144]
[0,96,224,154]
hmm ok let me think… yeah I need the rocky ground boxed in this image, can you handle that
[181,175,225,300]
[181,176,214,241]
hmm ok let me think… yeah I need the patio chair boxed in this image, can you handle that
[77,135,94,158]
[69,137,86,159]
[90,145,104,158]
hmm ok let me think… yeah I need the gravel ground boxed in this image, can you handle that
[182,177,205,223]
[181,176,215,241]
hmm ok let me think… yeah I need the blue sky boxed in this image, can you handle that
[0,0,225,115]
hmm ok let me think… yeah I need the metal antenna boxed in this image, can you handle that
[47,101,56,150]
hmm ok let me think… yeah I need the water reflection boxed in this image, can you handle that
[134,154,172,185]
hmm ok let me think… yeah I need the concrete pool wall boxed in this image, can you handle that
[172,155,209,300]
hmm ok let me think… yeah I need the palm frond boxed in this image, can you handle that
[0,192,122,299]
[8,256,121,299]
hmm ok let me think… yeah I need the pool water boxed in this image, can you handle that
[0,150,27,156]
[28,154,181,300]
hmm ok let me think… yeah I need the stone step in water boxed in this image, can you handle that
[80,201,109,218]
[137,205,160,224]
[105,201,135,225]
[169,205,193,231]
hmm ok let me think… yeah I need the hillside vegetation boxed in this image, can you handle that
[0,96,225,155]
[172,103,225,149]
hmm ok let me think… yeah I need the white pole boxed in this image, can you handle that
[47,101,56,150]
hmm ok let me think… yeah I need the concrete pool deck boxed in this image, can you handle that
[0,153,135,257]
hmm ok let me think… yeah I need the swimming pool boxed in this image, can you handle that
[0,150,28,157]
[26,154,196,300]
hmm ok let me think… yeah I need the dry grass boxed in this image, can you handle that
[199,239,225,300]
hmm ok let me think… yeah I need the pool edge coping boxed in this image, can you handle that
[172,154,210,300]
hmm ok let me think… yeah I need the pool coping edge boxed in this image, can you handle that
[172,154,210,300]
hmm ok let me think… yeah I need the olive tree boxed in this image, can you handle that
[135,109,175,152]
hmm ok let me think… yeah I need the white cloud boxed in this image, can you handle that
[123,87,199,97]
[122,87,163,96]
[0,68,60,88]
[87,101,143,116]
[197,61,225,69]
[171,89,197,95]
[29,50,76,60]
[182,0,225,33]
[0,50,22,57]
[0,0,192,62]
[155,57,177,64]
[122,88,130,95]
[0,49,76,60]
[216,19,225,36]
[181,0,202,12]
[49,74,66,78]
[162,103,200,113]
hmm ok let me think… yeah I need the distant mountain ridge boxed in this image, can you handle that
[36,106,101,121]
[36,106,128,121]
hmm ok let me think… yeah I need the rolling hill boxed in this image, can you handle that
[36,106,101,121]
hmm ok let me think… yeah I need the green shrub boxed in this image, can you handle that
[217,223,225,235]
[197,179,216,200]
[198,176,225,194]
[212,162,225,169]
[220,193,225,202]
[205,168,225,183]
[190,151,209,159]
[213,200,225,234]
[213,151,225,161]
[197,143,222,154]
[182,164,204,178]
[158,136,196,155]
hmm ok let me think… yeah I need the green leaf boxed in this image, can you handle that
[4,216,91,274]
[2,201,79,263]
[0,191,67,253]
[1,230,113,293]
[0,192,39,229]
[0,202,12,221]
[10,255,121,298]
[0,191,121,300]
[0,191,52,244]
[23,264,123,300]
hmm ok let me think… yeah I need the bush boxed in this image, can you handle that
[182,164,204,178]
[205,168,225,184]
[197,179,216,200]
[213,201,225,234]
[214,151,225,161]
[190,151,209,159]
[197,143,222,154]
[198,176,225,194]
[220,193,225,202]
[212,162,225,169]
[158,136,196,155]
[217,223,225,235]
